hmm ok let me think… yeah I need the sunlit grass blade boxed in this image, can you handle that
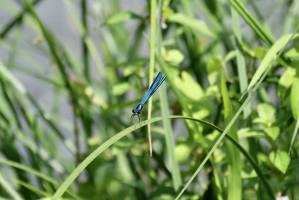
[247,33,298,92]
[147,0,158,157]
[159,84,182,190]
[220,69,242,200]
[52,115,275,199]
[289,77,299,154]
[17,180,49,197]
[0,173,23,200]
[0,60,26,95]
[175,32,298,196]
[289,118,299,155]
[175,97,250,200]
[167,13,215,38]
[0,159,81,200]
[231,7,251,117]
[52,116,219,199]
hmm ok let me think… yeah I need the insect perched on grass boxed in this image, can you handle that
[132,71,166,121]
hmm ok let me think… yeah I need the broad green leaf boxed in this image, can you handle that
[237,128,264,138]
[105,12,142,25]
[264,127,280,140]
[167,13,215,38]
[269,150,290,173]
[206,57,221,73]
[252,47,267,59]
[254,103,275,126]
[279,67,296,88]
[173,71,204,101]
[285,48,299,59]
[175,143,192,163]
[162,49,184,65]
[112,83,130,96]
[241,170,257,179]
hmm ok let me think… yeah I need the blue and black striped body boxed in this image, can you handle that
[132,71,166,118]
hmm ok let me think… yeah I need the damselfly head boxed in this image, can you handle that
[132,104,143,115]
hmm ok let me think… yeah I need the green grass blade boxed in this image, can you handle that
[175,97,250,200]
[0,159,56,185]
[231,7,251,117]
[147,0,158,156]
[224,134,275,199]
[167,13,215,38]
[289,77,299,154]
[230,0,273,45]
[0,159,81,200]
[159,84,182,190]
[247,33,298,92]
[0,60,26,95]
[20,0,75,100]
[0,0,43,39]
[289,118,299,154]
[220,69,242,200]
[0,173,23,200]
[53,114,275,199]
[80,0,90,82]
[17,180,49,197]
[63,0,103,76]
[52,116,220,199]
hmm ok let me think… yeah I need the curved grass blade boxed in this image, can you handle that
[0,173,23,200]
[0,159,81,200]
[17,180,49,197]
[240,33,299,100]
[52,115,274,200]
[174,33,297,197]
[175,98,249,200]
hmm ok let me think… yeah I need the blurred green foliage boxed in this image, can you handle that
[0,0,299,199]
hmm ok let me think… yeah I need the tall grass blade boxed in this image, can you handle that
[159,85,182,190]
[0,173,23,200]
[147,0,158,157]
